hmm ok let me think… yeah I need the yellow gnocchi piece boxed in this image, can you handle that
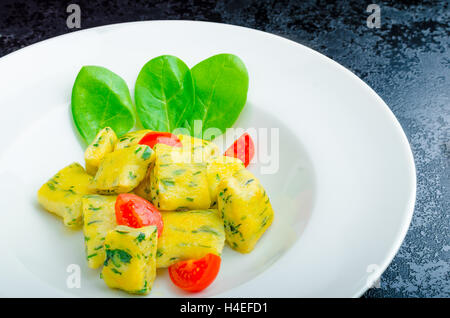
[133,162,154,201]
[84,127,118,175]
[134,144,188,202]
[102,225,158,295]
[206,155,244,207]
[90,144,154,194]
[37,163,92,228]
[82,195,117,268]
[177,134,220,163]
[217,169,274,253]
[151,144,211,211]
[114,130,152,151]
[156,210,225,268]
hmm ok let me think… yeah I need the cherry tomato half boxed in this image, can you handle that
[139,132,182,149]
[168,253,221,292]
[224,133,255,167]
[115,193,163,237]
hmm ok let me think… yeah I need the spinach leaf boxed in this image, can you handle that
[135,55,195,132]
[71,66,135,144]
[104,249,132,267]
[190,54,249,139]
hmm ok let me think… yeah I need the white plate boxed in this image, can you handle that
[0,21,416,297]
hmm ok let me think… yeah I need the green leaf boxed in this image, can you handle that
[194,225,220,236]
[190,54,249,139]
[135,55,195,132]
[71,66,135,144]
[104,249,132,267]
[161,179,175,187]
[141,146,152,160]
[136,233,145,243]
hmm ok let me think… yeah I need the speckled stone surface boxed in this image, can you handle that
[0,0,448,297]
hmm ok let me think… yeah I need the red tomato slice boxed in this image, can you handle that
[115,193,164,237]
[168,253,221,292]
[139,132,182,149]
[224,133,255,167]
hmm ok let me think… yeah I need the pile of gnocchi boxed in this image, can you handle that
[37,128,274,295]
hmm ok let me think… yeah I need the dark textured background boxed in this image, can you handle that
[0,0,448,297]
